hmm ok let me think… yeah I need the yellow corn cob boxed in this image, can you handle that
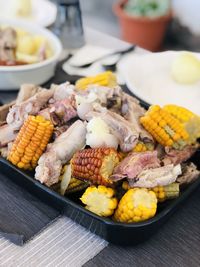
[71,148,119,186]
[59,165,88,195]
[75,71,117,90]
[163,105,200,144]
[140,105,189,149]
[152,183,180,202]
[114,188,157,223]
[8,115,53,170]
[133,142,154,152]
[80,185,118,217]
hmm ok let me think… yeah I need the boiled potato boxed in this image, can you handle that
[34,35,47,51]
[171,52,200,84]
[15,28,28,38]
[17,35,36,55]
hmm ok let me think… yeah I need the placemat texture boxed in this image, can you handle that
[0,216,108,267]
[0,172,60,245]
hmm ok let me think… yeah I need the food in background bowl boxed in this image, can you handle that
[0,26,53,66]
[0,18,62,90]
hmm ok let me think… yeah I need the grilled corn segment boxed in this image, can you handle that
[114,188,157,223]
[163,105,200,144]
[80,185,118,217]
[71,148,119,186]
[152,183,180,202]
[8,115,53,170]
[140,105,189,149]
[60,164,88,195]
[75,71,117,90]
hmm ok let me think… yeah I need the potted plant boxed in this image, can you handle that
[113,0,172,51]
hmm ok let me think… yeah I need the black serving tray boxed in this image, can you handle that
[1,153,200,246]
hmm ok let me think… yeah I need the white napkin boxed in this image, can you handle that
[62,44,146,85]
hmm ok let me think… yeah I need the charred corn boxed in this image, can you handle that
[75,71,117,90]
[163,105,200,144]
[140,105,189,149]
[8,115,53,170]
[152,183,180,202]
[114,188,157,223]
[80,185,118,217]
[71,148,119,186]
[60,164,88,195]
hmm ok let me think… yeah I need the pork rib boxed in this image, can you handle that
[177,163,200,186]
[6,88,54,128]
[86,110,139,152]
[110,151,160,181]
[162,145,198,165]
[39,96,77,126]
[35,120,86,186]
[129,164,182,188]
[121,93,154,144]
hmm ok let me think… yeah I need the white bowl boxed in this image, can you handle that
[0,18,62,90]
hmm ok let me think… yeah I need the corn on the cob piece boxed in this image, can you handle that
[152,183,180,202]
[163,105,200,144]
[71,148,119,186]
[122,181,180,203]
[133,142,154,152]
[114,188,157,223]
[75,71,117,90]
[7,115,53,170]
[60,164,88,195]
[140,105,189,149]
[80,185,118,217]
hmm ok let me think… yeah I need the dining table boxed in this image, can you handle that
[0,27,200,267]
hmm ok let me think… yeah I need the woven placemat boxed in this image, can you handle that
[0,217,108,267]
[0,172,60,245]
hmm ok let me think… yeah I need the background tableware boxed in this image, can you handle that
[0,18,62,90]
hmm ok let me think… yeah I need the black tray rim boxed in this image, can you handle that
[1,156,200,229]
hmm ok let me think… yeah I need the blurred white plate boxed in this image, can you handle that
[119,51,200,115]
[0,0,57,27]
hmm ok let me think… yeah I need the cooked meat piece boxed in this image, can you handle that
[38,96,77,126]
[0,27,17,62]
[162,145,198,165]
[76,85,123,112]
[0,124,18,148]
[0,146,8,158]
[86,110,139,152]
[110,151,160,181]
[50,82,76,102]
[129,164,182,188]
[35,120,86,186]
[0,142,12,158]
[121,93,154,144]
[6,88,54,128]
[0,101,15,124]
[16,84,42,104]
[0,84,41,124]
[53,125,70,139]
[177,163,200,185]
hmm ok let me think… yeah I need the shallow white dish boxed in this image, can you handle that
[0,0,57,27]
[119,51,200,115]
[0,19,62,90]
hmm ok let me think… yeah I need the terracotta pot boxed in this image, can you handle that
[113,0,172,51]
